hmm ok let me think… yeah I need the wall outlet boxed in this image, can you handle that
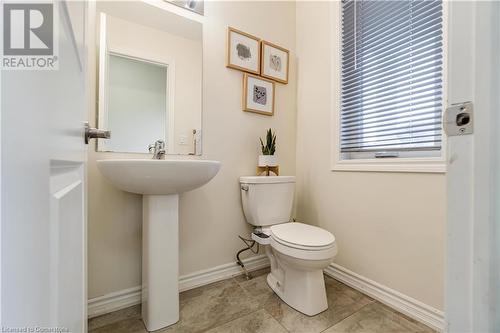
[179,135,188,145]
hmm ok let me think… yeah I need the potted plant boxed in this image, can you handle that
[259,128,277,167]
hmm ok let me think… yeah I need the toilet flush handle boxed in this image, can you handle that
[241,184,249,191]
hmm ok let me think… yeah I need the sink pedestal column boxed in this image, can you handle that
[142,194,179,331]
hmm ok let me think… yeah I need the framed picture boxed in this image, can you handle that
[226,27,261,74]
[242,73,275,116]
[260,40,289,84]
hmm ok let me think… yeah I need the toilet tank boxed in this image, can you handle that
[240,176,295,227]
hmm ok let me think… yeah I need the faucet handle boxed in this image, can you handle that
[156,140,165,149]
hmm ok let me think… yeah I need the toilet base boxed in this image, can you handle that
[266,251,330,316]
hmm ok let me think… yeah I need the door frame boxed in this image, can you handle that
[445,1,499,332]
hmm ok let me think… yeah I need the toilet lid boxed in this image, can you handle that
[270,223,335,249]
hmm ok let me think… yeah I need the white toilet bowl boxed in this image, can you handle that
[264,222,337,316]
[240,176,338,316]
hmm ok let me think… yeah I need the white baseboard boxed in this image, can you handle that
[87,286,142,319]
[324,263,445,332]
[87,255,269,318]
[178,254,269,292]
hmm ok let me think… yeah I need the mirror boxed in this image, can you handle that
[96,2,202,155]
[105,54,169,153]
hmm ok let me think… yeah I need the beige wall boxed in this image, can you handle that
[88,1,297,299]
[295,2,446,310]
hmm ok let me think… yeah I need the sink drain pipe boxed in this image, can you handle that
[236,235,259,280]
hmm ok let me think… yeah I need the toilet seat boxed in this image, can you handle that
[271,222,335,250]
[270,223,337,261]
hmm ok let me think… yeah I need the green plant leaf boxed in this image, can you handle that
[259,138,266,154]
[270,134,276,155]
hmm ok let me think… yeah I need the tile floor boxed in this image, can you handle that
[89,268,435,333]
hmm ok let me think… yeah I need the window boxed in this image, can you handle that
[339,0,444,162]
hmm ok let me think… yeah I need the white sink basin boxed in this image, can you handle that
[97,159,221,195]
[96,158,220,331]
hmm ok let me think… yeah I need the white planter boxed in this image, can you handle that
[258,155,278,167]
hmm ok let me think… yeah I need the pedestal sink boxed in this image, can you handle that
[96,159,221,331]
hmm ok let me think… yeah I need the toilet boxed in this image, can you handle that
[240,176,337,316]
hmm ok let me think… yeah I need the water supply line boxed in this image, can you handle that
[236,235,259,280]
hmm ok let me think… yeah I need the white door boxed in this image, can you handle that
[445,1,499,332]
[2,1,88,332]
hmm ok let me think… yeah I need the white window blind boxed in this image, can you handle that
[340,0,444,159]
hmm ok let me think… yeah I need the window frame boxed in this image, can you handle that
[330,0,448,173]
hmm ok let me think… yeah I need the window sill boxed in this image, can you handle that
[331,158,447,173]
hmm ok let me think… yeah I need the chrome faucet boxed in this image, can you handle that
[148,140,166,159]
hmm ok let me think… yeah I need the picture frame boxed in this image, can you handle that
[242,73,275,116]
[260,40,289,84]
[226,27,261,74]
